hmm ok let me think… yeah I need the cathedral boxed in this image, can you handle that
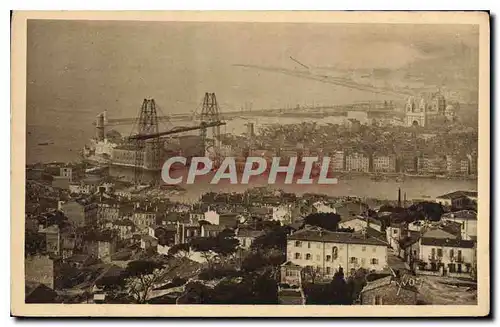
[404,92,452,127]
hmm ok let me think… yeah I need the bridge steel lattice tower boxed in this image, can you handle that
[199,92,222,149]
[134,98,160,187]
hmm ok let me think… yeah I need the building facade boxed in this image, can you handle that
[61,199,98,227]
[372,154,396,173]
[345,153,370,172]
[441,210,477,240]
[286,227,388,278]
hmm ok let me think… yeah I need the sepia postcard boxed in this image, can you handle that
[11,11,490,317]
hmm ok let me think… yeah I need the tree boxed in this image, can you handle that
[346,268,368,304]
[330,268,351,305]
[188,237,217,268]
[25,229,46,256]
[303,212,341,231]
[250,226,289,251]
[408,202,445,221]
[167,243,191,259]
[303,266,321,284]
[123,260,166,304]
[241,252,268,273]
[214,229,239,258]
[178,281,211,304]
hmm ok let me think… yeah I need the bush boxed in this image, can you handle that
[198,267,242,281]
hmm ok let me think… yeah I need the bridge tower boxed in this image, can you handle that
[199,92,222,149]
[134,99,160,187]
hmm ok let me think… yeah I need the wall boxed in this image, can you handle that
[25,255,55,289]
[62,201,85,227]
[361,283,417,305]
[204,210,219,225]
[286,240,388,276]
[340,219,381,233]
[419,243,475,268]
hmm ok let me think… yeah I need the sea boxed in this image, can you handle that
[26,113,477,202]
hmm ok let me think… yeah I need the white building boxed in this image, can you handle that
[345,153,370,172]
[272,204,293,225]
[204,209,220,225]
[441,210,477,240]
[235,228,265,249]
[312,201,337,214]
[419,235,476,275]
[285,227,388,278]
[330,151,345,171]
[339,216,382,233]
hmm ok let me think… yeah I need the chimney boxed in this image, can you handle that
[398,188,402,208]
[404,192,407,208]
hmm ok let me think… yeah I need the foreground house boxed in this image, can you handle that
[417,236,476,277]
[284,226,388,280]
[360,275,418,305]
[435,191,477,208]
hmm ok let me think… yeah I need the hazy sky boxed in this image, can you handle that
[26,20,479,125]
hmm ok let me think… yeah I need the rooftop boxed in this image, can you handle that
[236,228,265,238]
[441,210,477,221]
[421,237,475,248]
[288,227,387,246]
[436,191,478,200]
[361,275,418,293]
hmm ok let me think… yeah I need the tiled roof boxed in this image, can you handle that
[422,228,458,240]
[441,210,477,221]
[436,191,478,200]
[361,275,418,293]
[288,228,387,246]
[341,215,382,226]
[361,276,393,292]
[420,237,475,248]
[236,228,265,238]
[203,224,225,232]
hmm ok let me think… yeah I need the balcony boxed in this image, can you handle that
[428,255,442,263]
[449,256,464,263]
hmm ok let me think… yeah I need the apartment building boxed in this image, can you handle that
[285,227,388,279]
[372,154,396,173]
[419,237,475,275]
[330,151,345,171]
[345,153,370,172]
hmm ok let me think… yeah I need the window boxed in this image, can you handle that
[326,267,331,275]
[307,242,311,249]
[326,255,331,262]
[374,295,383,305]
[316,266,322,273]
[361,258,366,265]
[294,253,301,260]
[306,253,312,260]
[371,258,379,264]
[332,246,338,259]
[437,249,443,257]
[372,247,377,253]
[317,243,321,249]
[457,250,462,262]
[449,249,454,259]
[295,241,302,247]
[350,257,357,264]
[461,222,465,230]
[393,229,398,235]
[362,246,366,252]
[316,255,320,261]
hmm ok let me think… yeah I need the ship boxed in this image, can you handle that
[38,141,54,146]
